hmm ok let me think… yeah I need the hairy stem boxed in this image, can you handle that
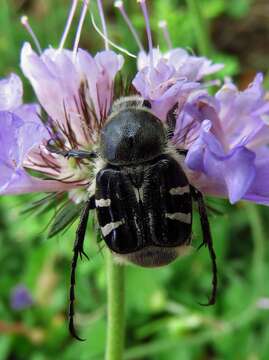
[185,0,212,57]
[105,251,125,360]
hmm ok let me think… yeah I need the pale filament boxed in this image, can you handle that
[96,0,109,50]
[59,0,79,50]
[73,0,90,60]
[158,20,172,50]
[114,0,144,52]
[137,0,154,68]
[91,14,136,58]
[21,16,42,54]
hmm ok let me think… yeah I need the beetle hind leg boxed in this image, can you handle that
[190,186,217,306]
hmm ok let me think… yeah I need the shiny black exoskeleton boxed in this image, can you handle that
[96,105,192,267]
[47,96,217,340]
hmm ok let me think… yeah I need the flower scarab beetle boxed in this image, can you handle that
[47,95,217,339]
[1,0,269,342]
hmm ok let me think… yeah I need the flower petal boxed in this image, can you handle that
[137,47,223,81]
[133,61,199,120]
[216,74,269,148]
[186,120,256,203]
[243,147,269,205]
[76,49,124,131]
[20,43,79,125]
[95,50,124,81]
[137,49,163,70]
[1,168,78,195]
[0,110,50,194]
[0,73,23,111]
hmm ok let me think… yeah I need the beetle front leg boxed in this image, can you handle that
[47,140,97,160]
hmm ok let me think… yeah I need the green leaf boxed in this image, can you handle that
[21,193,63,215]
[48,201,83,238]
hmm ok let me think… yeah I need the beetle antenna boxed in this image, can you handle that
[69,196,95,341]
[190,186,217,305]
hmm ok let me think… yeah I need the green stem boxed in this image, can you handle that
[185,0,212,57]
[246,203,265,294]
[105,251,125,360]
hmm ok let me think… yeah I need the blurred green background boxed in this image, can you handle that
[1,0,269,359]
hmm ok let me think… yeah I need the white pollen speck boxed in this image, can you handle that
[165,212,192,224]
[169,185,190,196]
[101,221,124,237]
[95,198,111,207]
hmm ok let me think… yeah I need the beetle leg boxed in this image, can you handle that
[47,140,97,160]
[190,186,217,306]
[69,196,95,341]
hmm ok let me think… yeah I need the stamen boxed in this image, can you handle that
[114,1,144,52]
[73,0,90,61]
[21,16,42,55]
[59,0,79,50]
[91,14,136,58]
[137,0,154,67]
[158,20,172,50]
[96,0,109,50]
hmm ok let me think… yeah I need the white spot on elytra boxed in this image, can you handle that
[101,220,124,237]
[169,185,190,196]
[165,212,192,224]
[95,198,111,207]
[134,187,144,202]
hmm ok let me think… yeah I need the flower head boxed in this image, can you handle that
[184,74,269,204]
[0,0,269,209]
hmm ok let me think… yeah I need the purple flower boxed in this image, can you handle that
[0,42,123,201]
[0,0,268,209]
[133,48,223,121]
[0,73,23,110]
[137,48,223,81]
[21,44,123,146]
[184,74,269,204]
[133,59,199,120]
[0,74,70,195]
[11,285,34,310]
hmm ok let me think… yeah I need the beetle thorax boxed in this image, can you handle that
[100,108,167,165]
